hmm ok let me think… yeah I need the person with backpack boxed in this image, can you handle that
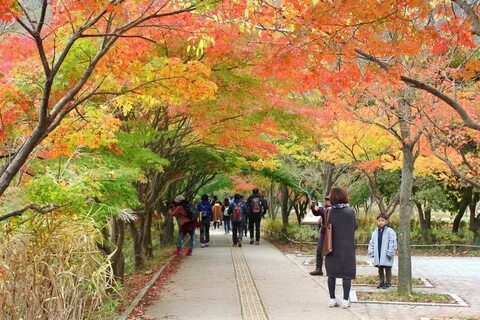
[247,188,268,245]
[169,195,196,256]
[197,194,213,248]
[222,197,231,234]
[240,194,249,237]
[228,194,247,247]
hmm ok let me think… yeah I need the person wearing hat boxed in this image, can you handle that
[309,195,331,276]
[170,195,196,256]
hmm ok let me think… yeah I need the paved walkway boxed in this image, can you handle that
[143,229,358,320]
[289,254,480,320]
[143,229,480,320]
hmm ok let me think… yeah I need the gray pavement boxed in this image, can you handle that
[289,254,480,320]
[143,229,358,320]
[143,229,480,320]
[143,230,241,320]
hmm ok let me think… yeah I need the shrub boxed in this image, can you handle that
[263,219,283,234]
[284,224,318,242]
[0,215,114,320]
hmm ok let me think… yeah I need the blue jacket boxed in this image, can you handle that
[197,200,213,221]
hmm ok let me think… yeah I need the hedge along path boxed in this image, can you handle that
[262,227,480,251]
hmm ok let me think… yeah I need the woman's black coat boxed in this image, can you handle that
[325,207,357,279]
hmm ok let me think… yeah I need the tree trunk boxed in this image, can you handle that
[415,201,431,230]
[322,163,334,196]
[111,218,125,281]
[293,204,302,225]
[268,181,277,219]
[129,221,145,270]
[424,207,431,230]
[469,192,480,235]
[452,187,472,233]
[143,207,154,259]
[397,142,415,295]
[0,126,46,197]
[162,212,175,245]
[281,183,289,226]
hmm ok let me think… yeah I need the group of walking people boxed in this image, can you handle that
[309,187,398,308]
[170,185,397,309]
[169,188,268,255]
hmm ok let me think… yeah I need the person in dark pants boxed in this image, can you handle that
[368,213,397,289]
[309,196,331,276]
[228,194,247,247]
[222,197,231,234]
[241,195,249,237]
[247,188,268,245]
[197,194,212,248]
[325,187,357,309]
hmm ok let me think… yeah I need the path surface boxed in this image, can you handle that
[289,253,480,320]
[143,229,480,320]
[143,229,358,320]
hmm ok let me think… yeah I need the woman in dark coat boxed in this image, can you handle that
[325,187,357,309]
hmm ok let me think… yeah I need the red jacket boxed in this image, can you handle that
[170,205,190,226]
[170,204,196,233]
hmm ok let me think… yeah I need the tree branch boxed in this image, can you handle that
[0,204,60,222]
[356,48,480,131]
[400,76,480,130]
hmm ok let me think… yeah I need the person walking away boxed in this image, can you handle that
[368,213,398,289]
[325,187,357,309]
[228,194,247,247]
[169,195,196,256]
[197,194,213,248]
[211,195,222,227]
[309,196,331,276]
[240,195,249,237]
[212,201,222,230]
[247,188,268,245]
[222,197,231,234]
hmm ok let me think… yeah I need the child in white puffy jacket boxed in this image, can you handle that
[368,213,397,289]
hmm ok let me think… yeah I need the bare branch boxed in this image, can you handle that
[400,76,480,130]
[36,0,49,33]
[356,48,480,131]
[355,48,390,71]
[0,204,60,222]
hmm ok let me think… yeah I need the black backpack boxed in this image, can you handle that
[184,203,199,222]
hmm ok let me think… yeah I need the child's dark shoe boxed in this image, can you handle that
[376,282,385,289]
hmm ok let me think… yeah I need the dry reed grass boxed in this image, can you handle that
[0,214,114,319]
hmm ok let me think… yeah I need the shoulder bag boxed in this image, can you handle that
[322,208,333,256]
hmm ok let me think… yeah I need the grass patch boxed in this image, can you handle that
[356,291,456,304]
[356,259,370,266]
[353,275,424,286]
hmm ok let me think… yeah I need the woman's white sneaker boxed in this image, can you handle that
[329,299,339,307]
[341,299,350,308]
